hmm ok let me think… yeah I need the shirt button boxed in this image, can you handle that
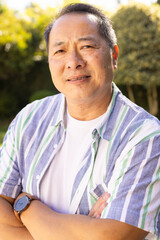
[54,144,58,149]
[36,175,40,180]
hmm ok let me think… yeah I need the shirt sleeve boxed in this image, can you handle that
[102,133,160,239]
[0,118,22,198]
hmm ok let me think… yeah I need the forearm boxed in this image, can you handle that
[21,200,147,240]
[0,196,34,240]
[21,200,105,240]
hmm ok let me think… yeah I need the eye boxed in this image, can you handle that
[54,49,64,55]
[83,45,92,49]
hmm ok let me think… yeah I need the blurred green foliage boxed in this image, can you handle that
[0,1,160,120]
[111,3,160,116]
[0,122,8,147]
[29,89,58,102]
[112,4,160,87]
[0,2,59,119]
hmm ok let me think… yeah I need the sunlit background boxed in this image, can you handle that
[4,0,157,11]
[0,0,159,140]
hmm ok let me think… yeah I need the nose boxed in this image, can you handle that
[66,50,86,70]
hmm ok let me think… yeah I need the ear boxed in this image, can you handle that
[112,45,119,70]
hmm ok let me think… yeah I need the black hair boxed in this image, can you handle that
[44,3,117,52]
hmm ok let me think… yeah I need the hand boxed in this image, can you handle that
[88,192,110,219]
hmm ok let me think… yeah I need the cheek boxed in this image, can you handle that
[49,60,62,79]
[91,51,110,67]
[100,53,113,72]
[95,54,114,81]
[49,61,65,91]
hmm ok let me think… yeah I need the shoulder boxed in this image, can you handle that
[104,86,160,156]
[6,93,64,142]
[20,93,63,116]
[112,87,160,137]
[15,93,63,125]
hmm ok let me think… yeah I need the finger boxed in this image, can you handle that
[88,192,110,217]
[89,192,109,217]
[93,202,108,218]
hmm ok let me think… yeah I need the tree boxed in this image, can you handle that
[0,5,34,118]
[23,4,59,97]
[62,0,83,5]
[111,3,160,116]
[0,3,57,119]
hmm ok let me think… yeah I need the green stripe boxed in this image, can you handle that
[89,188,97,207]
[16,101,42,151]
[103,106,128,181]
[111,106,128,141]
[0,123,16,187]
[22,101,42,130]
[107,95,116,118]
[141,164,160,229]
[0,142,7,164]
[0,145,15,189]
[71,137,100,206]
[0,101,41,190]
[154,205,160,235]
[0,125,12,163]
[139,130,160,144]
[16,114,23,151]
[89,139,101,207]
[27,126,57,193]
[130,124,143,139]
[109,150,132,202]
[99,85,119,137]
[102,149,133,217]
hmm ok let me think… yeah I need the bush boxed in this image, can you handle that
[111,3,160,116]
[29,89,58,102]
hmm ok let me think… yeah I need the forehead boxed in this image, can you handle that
[50,13,100,39]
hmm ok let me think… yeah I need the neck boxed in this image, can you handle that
[66,92,112,121]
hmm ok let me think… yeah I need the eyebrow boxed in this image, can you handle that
[53,41,65,47]
[78,36,97,42]
[52,36,97,47]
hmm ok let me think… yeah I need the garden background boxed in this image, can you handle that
[0,0,160,145]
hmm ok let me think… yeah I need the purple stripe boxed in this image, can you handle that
[104,111,148,185]
[157,212,160,238]
[126,136,160,226]
[71,147,92,201]
[18,95,61,175]
[78,189,89,215]
[107,139,149,222]
[32,125,65,196]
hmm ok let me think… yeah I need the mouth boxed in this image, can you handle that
[67,75,91,82]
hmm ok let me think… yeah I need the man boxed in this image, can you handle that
[0,3,160,240]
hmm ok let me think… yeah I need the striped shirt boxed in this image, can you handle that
[0,83,160,239]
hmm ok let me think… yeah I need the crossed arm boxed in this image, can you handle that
[0,193,148,240]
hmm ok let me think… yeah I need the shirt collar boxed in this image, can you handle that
[51,93,66,128]
[51,83,121,140]
[96,82,121,141]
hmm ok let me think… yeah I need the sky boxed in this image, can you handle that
[3,0,157,12]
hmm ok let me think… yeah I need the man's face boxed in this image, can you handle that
[48,13,115,106]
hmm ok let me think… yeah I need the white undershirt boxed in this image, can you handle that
[40,110,107,213]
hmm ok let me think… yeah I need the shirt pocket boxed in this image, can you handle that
[89,182,108,200]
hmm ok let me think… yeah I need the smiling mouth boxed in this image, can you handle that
[67,76,90,81]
